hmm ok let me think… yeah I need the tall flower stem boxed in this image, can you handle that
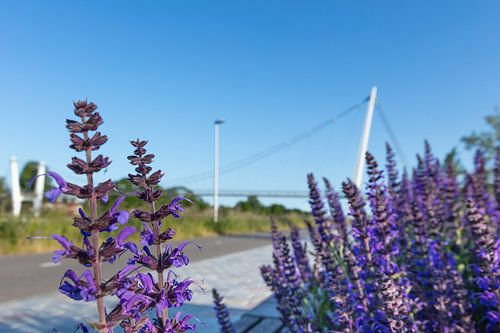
[81,120,107,332]
[137,153,169,325]
[150,200,169,325]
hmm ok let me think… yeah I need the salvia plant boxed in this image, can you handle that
[212,289,236,333]
[233,142,500,332]
[44,101,197,332]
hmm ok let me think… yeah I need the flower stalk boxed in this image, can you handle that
[46,101,195,332]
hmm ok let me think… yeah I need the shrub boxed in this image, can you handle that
[219,143,499,332]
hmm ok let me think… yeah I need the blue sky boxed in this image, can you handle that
[0,1,499,208]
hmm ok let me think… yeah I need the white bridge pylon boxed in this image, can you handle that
[10,156,46,217]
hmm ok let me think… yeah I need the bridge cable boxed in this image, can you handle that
[171,97,369,184]
[375,101,409,168]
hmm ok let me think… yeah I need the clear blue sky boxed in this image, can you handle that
[0,1,499,208]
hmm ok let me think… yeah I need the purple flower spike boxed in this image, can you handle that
[121,138,196,330]
[213,289,236,333]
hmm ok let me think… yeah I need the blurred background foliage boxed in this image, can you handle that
[0,176,307,255]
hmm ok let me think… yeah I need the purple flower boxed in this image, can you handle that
[101,193,109,204]
[171,278,194,305]
[52,234,73,263]
[59,269,97,301]
[476,277,491,291]
[478,291,498,308]
[156,196,191,219]
[73,208,92,236]
[162,242,191,269]
[486,311,500,325]
[75,323,89,333]
[44,171,68,202]
[130,246,158,270]
[52,234,93,266]
[121,293,154,320]
[166,312,196,332]
[113,264,137,288]
[100,226,137,263]
[94,195,130,233]
[110,195,129,226]
[138,318,155,333]
[140,222,155,246]
[117,226,136,246]
[168,196,187,217]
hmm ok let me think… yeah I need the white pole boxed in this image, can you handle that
[354,86,377,188]
[213,119,224,222]
[33,161,46,217]
[10,156,23,217]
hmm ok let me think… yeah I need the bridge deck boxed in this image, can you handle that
[192,189,310,198]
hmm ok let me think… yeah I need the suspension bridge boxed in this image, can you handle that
[168,86,406,221]
[7,86,405,219]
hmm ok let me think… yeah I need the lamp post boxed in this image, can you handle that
[213,118,225,222]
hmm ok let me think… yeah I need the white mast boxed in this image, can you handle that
[33,161,46,217]
[354,86,377,188]
[10,156,23,217]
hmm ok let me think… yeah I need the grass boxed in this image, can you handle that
[0,205,308,255]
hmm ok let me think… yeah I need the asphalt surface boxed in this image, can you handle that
[0,233,272,302]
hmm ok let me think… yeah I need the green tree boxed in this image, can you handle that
[461,107,500,158]
[109,177,142,209]
[235,195,264,213]
[19,161,53,191]
[0,177,6,194]
[269,203,286,215]
[444,147,466,175]
[0,177,6,213]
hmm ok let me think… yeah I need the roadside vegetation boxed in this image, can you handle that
[0,183,307,255]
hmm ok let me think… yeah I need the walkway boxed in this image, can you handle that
[0,244,274,332]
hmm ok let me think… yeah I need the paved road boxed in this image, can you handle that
[0,233,272,302]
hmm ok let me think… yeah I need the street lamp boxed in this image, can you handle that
[213,118,225,222]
